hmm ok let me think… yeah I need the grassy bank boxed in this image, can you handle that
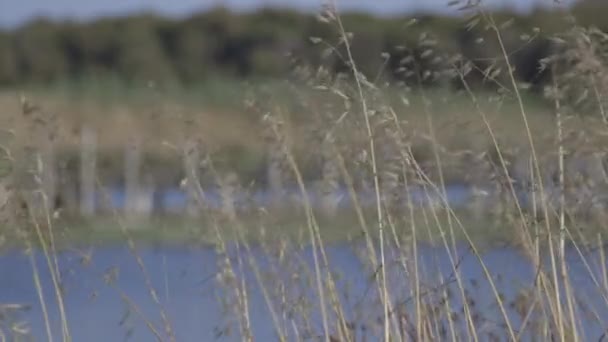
[1,76,596,188]
[2,203,605,254]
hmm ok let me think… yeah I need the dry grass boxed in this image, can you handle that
[0,91,264,153]
[3,1,608,341]
[0,81,601,188]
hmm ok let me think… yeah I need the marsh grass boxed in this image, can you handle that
[3,0,608,341]
[0,70,571,188]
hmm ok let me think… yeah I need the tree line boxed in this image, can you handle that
[0,3,605,90]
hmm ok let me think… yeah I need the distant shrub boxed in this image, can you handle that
[0,4,606,90]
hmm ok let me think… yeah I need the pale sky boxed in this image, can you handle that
[0,0,578,29]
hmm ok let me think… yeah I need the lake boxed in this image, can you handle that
[1,242,607,341]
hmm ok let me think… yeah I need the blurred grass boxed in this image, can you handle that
[1,205,602,252]
[1,77,558,146]
[2,76,604,186]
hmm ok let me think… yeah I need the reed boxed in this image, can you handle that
[3,1,608,341]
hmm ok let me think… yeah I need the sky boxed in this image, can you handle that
[0,0,579,29]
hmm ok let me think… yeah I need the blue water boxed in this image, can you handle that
[99,181,595,217]
[1,243,607,341]
[100,183,475,213]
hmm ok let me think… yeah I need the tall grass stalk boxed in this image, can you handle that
[267,110,344,341]
[17,96,72,342]
[205,157,286,341]
[329,2,392,339]
[553,65,580,341]
[474,9,565,340]
[92,176,177,341]
[25,240,53,342]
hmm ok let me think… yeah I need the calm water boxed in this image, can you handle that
[101,181,599,219]
[102,183,483,213]
[1,243,607,341]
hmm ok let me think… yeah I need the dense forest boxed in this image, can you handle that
[0,2,606,90]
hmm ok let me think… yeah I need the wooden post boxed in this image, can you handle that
[40,140,56,214]
[124,136,146,219]
[183,139,201,218]
[80,124,97,217]
[58,160,79,216]
[219,172,238,220]
[141,173,156,216]
[319,139,342,217]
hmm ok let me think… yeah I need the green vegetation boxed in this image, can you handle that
[8,207,604,251]
[0,3,604,90]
